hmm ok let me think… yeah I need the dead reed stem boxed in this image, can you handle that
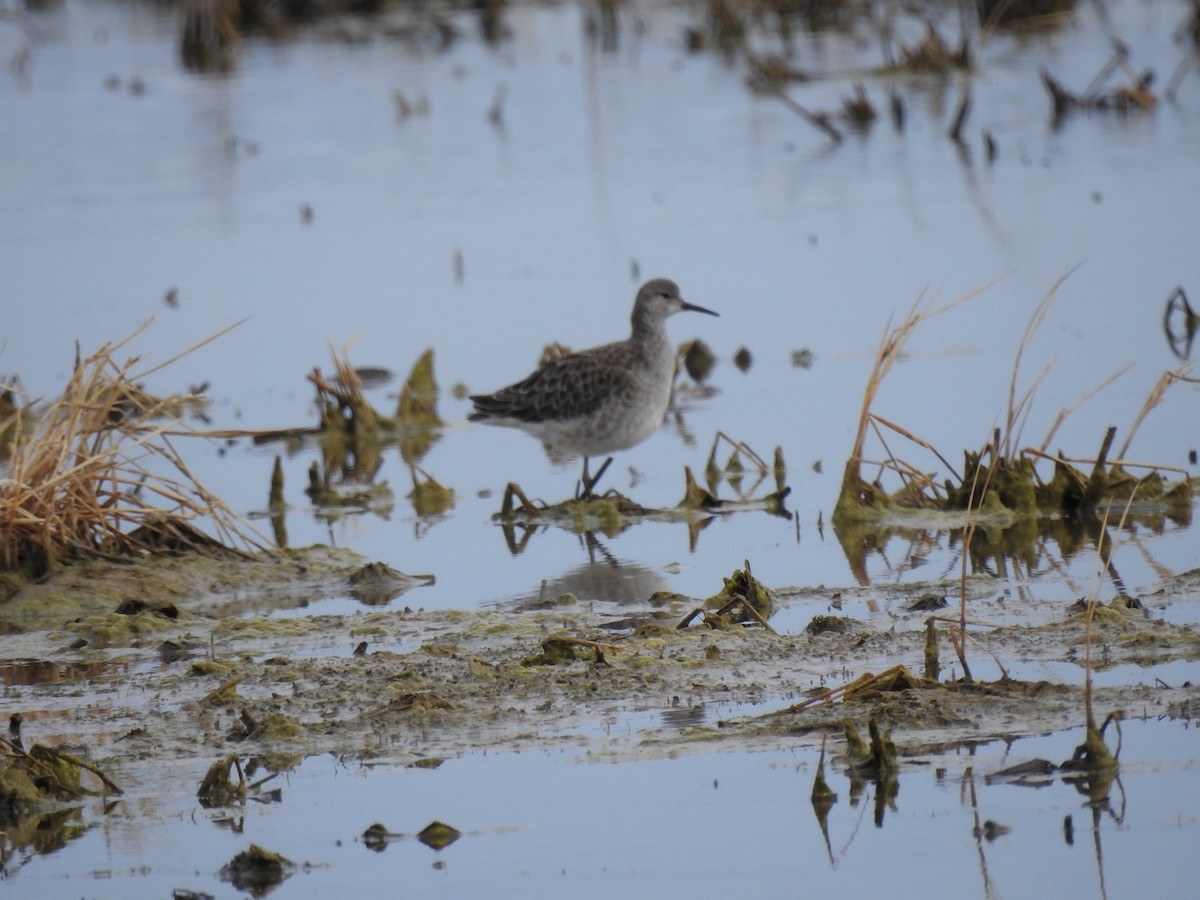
[1021,447,1191,481]
[1117,362,1193,460]
[1085,485,1145,730]
[848,282,1000,468]
[1038,364,1133,454]
[1002,263,1081,459]
[869,412,962,482]
[954,427,1005,683]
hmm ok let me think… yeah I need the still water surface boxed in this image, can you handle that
[4,719,1198,898]
[2,0,1198,894]
[4,0,1198,615]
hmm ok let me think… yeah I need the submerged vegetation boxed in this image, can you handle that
[254,344,452,531]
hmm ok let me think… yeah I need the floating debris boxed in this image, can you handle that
[395,348,442,427]
[773,89,842,143]
[682,339,716,383]
[810,739,837,813]
[889,89,905,130]
[977,0,1076,28]
[363,822,404,851]
[1040,40,1157,125]
[841,84,876,129]
[392,88,430,120]
[984,713,1120,801]
[197,755,247,808]
[248,345,452,516]
[703,432,788,505]
[905,593,947,612]
[948,89,971,144]
[790,348,813,369]
[923,618,940,680]
[114,597,179,618]
[347,561,434,606]
[490,446,788,545]
[487,83,507,128]
[0,739,122,811]
[805,615,855,636]
[974,819,1012,841]
[408,466,455,517]
[676,559,777,632]
[985,758,1057,786]
[417,820,462,851]
[774,665,938,715]
[522,634,629,666]
[845,716,898,778]
[898,23,971,74]
[496,481,653,538]
[219,843,294,894]
[1164,286,1198,359]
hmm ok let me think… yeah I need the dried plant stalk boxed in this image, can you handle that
[1117,362,1192,460]
[835,278,1000,521]
[1038,363,1133,454]
[0,323,263,574]
[1001,263,1080,459]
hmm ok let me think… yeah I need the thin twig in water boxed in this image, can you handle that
[773,90,843,143]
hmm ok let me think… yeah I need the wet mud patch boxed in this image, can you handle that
[3,551,1197,773]
[1,545,402,635]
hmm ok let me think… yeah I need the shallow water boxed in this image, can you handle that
[3,718,1197,899]
[3,0,1198,617]
[2,0,1199,894]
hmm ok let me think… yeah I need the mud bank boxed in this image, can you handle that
[4,550,1197,772]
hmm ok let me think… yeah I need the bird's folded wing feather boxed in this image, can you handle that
[471,348,633,423]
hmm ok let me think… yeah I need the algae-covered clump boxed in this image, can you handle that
[219,843,294,893]
[417,820,462,850]
[706,561,776,622]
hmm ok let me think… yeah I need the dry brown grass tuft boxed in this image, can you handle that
[834,277,1002,521]
[0,322,263,577]
[834,268,1193,524]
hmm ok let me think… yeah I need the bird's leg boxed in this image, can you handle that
[576,457,592,500]
[591,457,613,493]
[578,456,613,500]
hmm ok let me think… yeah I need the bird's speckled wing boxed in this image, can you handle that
[470,345,634,424]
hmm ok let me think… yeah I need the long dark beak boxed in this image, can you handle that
[682,301,719,317]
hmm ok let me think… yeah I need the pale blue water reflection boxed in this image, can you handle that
[3,0,1197,617]
[3,718,1197,898]
[2,7,1200,892]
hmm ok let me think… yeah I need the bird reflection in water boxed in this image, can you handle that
[501,531,679,616]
